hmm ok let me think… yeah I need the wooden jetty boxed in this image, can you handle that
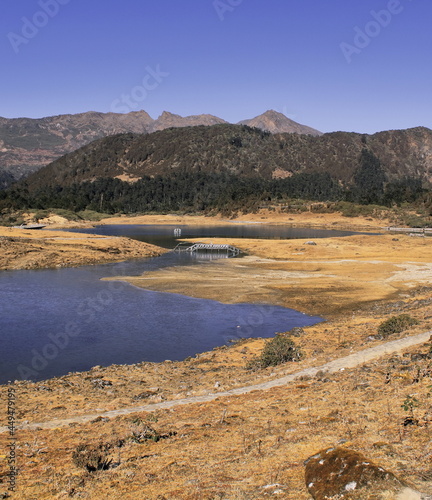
[384,227,432,236]
[173,242,241,256]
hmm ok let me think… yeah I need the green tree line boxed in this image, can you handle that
[0,163,425,216]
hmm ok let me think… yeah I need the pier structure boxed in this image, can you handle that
[173,242,241,257]
[385,227,432,236]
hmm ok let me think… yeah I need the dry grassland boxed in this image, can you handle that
[0,227,165,270]
[0,213,431,499]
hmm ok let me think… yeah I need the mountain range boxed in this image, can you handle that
[0,110,321,188]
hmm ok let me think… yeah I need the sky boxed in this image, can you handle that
[1,0,431,134]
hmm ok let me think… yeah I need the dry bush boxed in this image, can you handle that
[72,442,112,472]
[247,334,304,370]
[377,314,419,338]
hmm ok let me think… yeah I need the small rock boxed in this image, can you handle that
[411,353,429,361]
[304,447,424,499]
[91,378,112,389]
[289,327,306,337]
[90,416,110,423]
[133,391,157,401]
[305,241,317,245]
[354,383,370,390]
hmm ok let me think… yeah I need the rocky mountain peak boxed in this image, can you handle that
[239,110,322,136]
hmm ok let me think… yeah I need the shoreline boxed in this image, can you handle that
[95,210,390,232]
[105,232,432,317]
[0,209,388,271]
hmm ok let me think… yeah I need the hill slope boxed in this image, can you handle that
[22,124,432,191]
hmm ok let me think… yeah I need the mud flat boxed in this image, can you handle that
[106,233,432,317]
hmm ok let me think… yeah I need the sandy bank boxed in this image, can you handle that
[0,226,165,270]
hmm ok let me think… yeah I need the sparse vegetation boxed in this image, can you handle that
[401,395,420,426]
[377,314,419,338]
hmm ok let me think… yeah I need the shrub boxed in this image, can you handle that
[247,334,304,370]
[130,425,161,444]
[72,443,112,472]
[77,210,112,221]
[377,314,419,338]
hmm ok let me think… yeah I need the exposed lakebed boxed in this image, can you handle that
[0,224,365,383]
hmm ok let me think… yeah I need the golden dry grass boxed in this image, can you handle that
[0,227,165,270]
[1,214,432,499]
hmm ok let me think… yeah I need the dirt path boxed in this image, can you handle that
[2,330,430,434]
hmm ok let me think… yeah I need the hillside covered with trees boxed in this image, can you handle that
[1,124,431,217]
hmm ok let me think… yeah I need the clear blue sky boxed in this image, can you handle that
[1,0,431,133]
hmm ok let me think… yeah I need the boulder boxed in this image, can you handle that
[304,447,426,499]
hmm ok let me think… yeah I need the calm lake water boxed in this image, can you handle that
[0,224,364,384]
[65,223,364,249]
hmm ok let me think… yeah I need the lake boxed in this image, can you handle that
[0,224,364,383]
